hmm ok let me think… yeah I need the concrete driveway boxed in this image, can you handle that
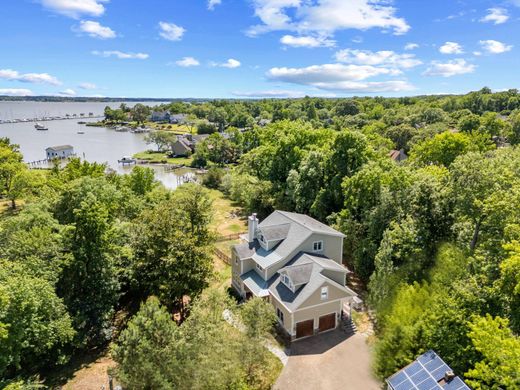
[273,330,381,390]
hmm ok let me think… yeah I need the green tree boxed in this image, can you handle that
[131,103,150,125]
[0,261,74,377]
[58,194,120,345]
[465,315,520,389]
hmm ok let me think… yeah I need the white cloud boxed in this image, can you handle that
[423,59,476,77]
[40,0,109,18]
[480,8,509,24]
[0,88,34,96]
[479,39,513,54]
[58,88,76,96]
[439,41,463,54]
[265,63,413,92]
[247,0,410,37]
[334,49,422,69]
[232,90,307,98]
[0,69,61,85]
[211,58,241,68]
[208,0,221,10]
[75,20,116,39]
[280,34,335,48]
[158,22,185,41]
[175,57,200,67]
[405,43,419,50]
[78,82,97,89]
[92,50,149,59]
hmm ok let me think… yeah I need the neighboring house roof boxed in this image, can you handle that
[170,114,188,121]
[386,350,470,390]
[268,252,356,312]
[46,145,73,152]
[173,139,192,153]
[191,134,210,143]
[389,149,408,162]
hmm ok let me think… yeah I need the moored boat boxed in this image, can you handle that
[35,123,48,131]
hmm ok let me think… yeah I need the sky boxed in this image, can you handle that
[1,0,520,98]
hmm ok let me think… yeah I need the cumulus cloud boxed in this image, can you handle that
[265,63,413,92]
[423,59,476,77]
[208,0,221,10]
[58,88,76,96]
[158,22,185,41]
[405,43,419,50]
[480,8,509,24]
[211,58,241,68]
[75,20,116,39]
[479,39,513,54]
[0,69,61,85]
[92,50,149,59]
[39,0,109,18]
[334,49,422,69]
[280,34,335,48]
[439,41,463,54]
[0,88,34,96]
[78,82,97,89]
[247,0,410,37]
[175,57,200,67]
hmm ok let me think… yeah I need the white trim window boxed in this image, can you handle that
[256,263,263,271]
[321,286,328,300]
[313,240,323,252]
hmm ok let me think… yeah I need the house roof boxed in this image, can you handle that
[234,240,260,260]
[268,252,356,312]
[386,350,470,390]
[258,223,291,241]
[279,262,314,286]
[174,139,192,151]
[233,210,344,269]
[241,270,270,297]
[46,145,73,151]
[389,149,408,162]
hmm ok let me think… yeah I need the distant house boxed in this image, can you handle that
[170,133,210,157]
[258,118,272,127]
[386,350,470,390]
[232,211,357,340]
[169,114,188,124]
[151,111,171,122]
[389,149,408,162]
[46,145,74,159]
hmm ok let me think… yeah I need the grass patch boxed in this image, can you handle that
[208,189,246,235]
[133,151,193,166]
[145,122,194,134]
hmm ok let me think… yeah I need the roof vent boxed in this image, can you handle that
[444,371,456,382]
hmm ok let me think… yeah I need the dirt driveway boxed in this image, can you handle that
[274,330,381,390]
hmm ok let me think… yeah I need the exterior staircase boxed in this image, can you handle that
[341,316,357,336]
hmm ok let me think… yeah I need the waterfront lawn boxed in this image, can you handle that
[133,150,193,166]
[146,122,194,134]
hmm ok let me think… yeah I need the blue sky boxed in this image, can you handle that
[1,0,520,98]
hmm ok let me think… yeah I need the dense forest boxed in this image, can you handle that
[153,88,519,388]
[1,88,520,389]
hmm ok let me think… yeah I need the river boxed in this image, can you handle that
[0,101,193,189]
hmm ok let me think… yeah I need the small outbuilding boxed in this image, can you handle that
[389,149,408,163]
[46,145,74,159]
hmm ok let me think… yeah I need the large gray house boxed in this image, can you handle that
[232,211,357,340]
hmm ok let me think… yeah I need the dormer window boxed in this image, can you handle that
[313,241,323,252]
[281,274,293,290]
[321,286,328,300]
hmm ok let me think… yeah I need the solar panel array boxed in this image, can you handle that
[386,350,471,390]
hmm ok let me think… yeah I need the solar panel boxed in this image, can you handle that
[386,351,472,390]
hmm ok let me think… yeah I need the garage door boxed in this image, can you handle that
[296,319,314,339]
[318,313,336,332]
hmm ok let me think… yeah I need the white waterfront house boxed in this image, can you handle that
[46,145,74,159]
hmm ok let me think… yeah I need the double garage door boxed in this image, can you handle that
[295,313,336,339]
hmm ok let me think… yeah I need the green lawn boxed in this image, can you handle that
[133,151,193,166]
[145,122,194,134]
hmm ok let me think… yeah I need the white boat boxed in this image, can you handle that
[118,156,137,164]
[35,123,48,131]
